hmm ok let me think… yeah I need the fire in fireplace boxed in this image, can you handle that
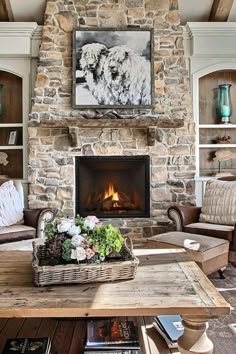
[75,156,150,218]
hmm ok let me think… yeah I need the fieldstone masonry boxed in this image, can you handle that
[29,0,195,244]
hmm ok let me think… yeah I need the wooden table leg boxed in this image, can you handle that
[177,317,213,354]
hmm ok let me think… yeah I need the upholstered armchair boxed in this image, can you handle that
[168,178,236,263]
[0,179,55,244]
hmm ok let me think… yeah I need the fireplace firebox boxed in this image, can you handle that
[75,156,150,218]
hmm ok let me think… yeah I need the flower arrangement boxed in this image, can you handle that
[43,213,124,265]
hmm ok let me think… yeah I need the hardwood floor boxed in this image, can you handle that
[0,318,87,354]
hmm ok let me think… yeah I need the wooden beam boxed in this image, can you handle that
[0,0,9,21]
[209,0,234,22]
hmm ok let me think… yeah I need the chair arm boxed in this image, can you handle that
[167,205,202,231]
[231,226,236,251]
[23,208,56,238]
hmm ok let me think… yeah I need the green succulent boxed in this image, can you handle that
[88,224,124,257]
[62,239,74,262]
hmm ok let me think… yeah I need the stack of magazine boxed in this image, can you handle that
[2,337,51,354]
[84,317,141,354]
[153,315,184,349]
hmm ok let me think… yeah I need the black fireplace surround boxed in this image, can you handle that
[75,156,150,218]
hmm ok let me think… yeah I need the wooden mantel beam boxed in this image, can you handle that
[0,0,9,21]
[209,0,234,22]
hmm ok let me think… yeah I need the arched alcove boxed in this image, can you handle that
[0,70,23,178]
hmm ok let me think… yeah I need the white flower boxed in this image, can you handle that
[84,219,96,229]
[57,219,73,233]
[68,224,81,237]
[71,247,86,262]
[71,234,84,247]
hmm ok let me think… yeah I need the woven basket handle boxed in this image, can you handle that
[124,236,133,254]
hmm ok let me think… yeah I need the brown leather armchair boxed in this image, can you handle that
[0,179,55,244]
[168,177,236,264]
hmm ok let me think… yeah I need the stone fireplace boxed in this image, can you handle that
[28,0,195,243]
[75,155,150,218]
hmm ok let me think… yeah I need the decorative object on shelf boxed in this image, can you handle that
[213,149,236,177]
[0,152,8,166]
[218,84,232,124]
[0,152,9,177]
[7,130,18,145]
[32,213,139,286]
[213,135,232,144]
[0,84,3,116]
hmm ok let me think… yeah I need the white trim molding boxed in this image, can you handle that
[0,23,38,57]
[186,22,236,57]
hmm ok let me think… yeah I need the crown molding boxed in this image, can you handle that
[0,22,38,37]
[0,22,39,57]
[186,22,236,38]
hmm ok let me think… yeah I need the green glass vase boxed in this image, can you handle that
[218,84,232,124]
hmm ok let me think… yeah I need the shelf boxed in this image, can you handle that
[0,317,170,354]
[199,124,236,128]
[0,145,23,149]
[195,176,217,180]
[199,144,236,148]
[0,123,23,127]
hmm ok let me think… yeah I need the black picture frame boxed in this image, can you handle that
[72,28,154,109]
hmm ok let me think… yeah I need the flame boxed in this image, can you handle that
[104,183,119,201]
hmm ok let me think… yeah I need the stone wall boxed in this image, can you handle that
[28,0,195,242]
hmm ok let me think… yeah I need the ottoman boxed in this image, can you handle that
[147,231,229,277]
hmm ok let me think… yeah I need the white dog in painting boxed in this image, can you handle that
[104,45,151,105]
[79,43,115,104]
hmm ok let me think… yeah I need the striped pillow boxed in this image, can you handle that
[199,179,236,225]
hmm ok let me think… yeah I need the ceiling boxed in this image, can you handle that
[0,0,236,25]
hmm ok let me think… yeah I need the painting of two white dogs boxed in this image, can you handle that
[73,29,152,107]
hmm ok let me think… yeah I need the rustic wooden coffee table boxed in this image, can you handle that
[0,248,230,354]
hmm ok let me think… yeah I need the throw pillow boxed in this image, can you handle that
[0,180,23,227]
[199,179,236,225]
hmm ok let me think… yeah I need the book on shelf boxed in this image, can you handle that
[153,315,184,349]
[85,317,140,351]
[2,337,51,354]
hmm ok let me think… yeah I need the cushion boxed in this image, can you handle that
[0,237,43,251]
[185,223,234,232]
[199,179,236,225]
[184,222,234,242]
[0,180,23,227]
[0,225,36,244]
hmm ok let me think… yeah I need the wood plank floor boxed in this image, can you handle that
[0,317,178,354]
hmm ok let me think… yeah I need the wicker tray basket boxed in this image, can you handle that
[32,237,139,286]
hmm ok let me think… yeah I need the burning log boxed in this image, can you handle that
[119,191,130,202]
[86,182,141,213]
[96,195,113,211]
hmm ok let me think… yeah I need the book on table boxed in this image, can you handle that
[153,315,184,349]
[84,317,140,352]
[2,337,51,354]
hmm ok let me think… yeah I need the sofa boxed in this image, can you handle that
[168,179,236,264]
[0,179,55,244]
